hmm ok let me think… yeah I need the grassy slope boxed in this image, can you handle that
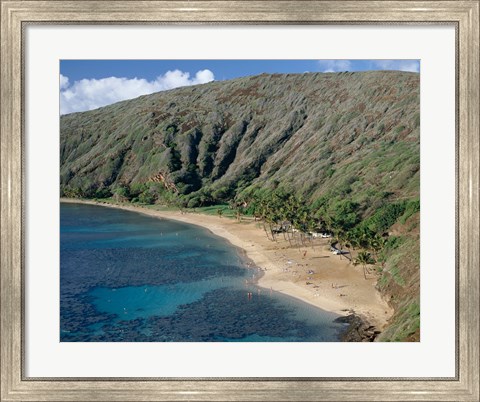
[376,213,420,341]
[60,71,419,207]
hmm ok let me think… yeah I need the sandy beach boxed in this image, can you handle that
[61,199,394,330]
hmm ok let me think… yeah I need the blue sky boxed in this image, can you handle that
[60,59,419,114]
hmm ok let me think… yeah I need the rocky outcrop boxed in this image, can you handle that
[335,314,381,342]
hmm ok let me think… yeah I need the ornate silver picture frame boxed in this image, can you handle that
[1,1,478,400]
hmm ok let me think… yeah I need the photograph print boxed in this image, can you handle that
[59,59,420,342]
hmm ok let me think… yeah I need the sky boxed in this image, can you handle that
[60,59,420,115]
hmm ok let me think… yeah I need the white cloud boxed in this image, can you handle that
[317,60,352,73]
[371,60,420,73]
[317,59,420,74]
[60,69,215,115]
[154,69,215,90]
[192,69,215,84]
[60,74,69,90]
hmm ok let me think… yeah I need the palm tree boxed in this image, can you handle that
[336,229,348,260]
[344,241,353,263]
[369,234,386,260]
[284,194,298,245]
[258,199,270,240]
[296,206,310,248]
[353,251,376,280]
[346,230,360,250]
[305,215,318,250]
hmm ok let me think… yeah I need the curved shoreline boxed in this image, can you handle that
[60,198,394,331]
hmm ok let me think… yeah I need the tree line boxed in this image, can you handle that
[228,188,419,279]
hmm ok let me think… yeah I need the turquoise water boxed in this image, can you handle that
[90,279,223,320]
[60,202,346,341]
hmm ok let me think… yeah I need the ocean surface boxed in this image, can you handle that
[60,202,346,342]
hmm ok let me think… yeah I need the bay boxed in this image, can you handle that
[60,202,346,341]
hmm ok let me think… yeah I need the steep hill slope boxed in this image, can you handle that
[60,71,420,341]
[60,71,419,207]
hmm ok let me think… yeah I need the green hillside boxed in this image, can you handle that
[60,71,420,341]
